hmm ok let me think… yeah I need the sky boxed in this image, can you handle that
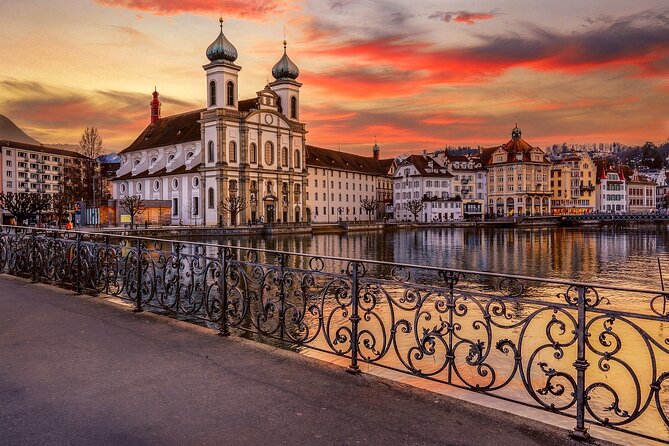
[0,0,668,156]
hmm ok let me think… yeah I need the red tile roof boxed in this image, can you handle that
[119,109,205,154]
[398,154,453,177]
[306,145,393,176]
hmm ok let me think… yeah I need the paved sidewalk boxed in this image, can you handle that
[0,275,612,446]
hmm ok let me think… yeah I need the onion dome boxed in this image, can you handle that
[511,124,522,140]
[206,18,238,63]
[272,40,299,80]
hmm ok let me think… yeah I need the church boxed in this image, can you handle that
[112,19,307,226]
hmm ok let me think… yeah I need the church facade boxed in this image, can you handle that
[112,20,307,226]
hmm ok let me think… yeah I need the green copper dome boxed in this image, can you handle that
[206,18,238,63]
[272,41,299,80]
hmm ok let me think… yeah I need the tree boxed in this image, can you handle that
[78,126,103,159]
[361,197,380,221]
[119,195,145,229]
[0,192,51,226]
[219,195,247,226]
[404,199,425,222]
[51,189,73,229]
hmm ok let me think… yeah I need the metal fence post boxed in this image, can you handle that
[74,232,82,294]
[572,285,590,439]
[278,253,287,339]
[347,260,360,374]
[30,230,37,283]
[218,247,229,336]
[132,240,143,313]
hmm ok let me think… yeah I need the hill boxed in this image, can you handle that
[0,114,41,145]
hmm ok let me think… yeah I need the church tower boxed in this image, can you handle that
[204,18,240,110]
[269,40,301,121]
[150,88,161,123]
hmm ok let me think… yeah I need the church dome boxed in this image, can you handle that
[206,18,238,63]
[272,41,299,80]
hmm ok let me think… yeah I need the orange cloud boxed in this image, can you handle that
[429,11,496,25]
[96,0,287,18]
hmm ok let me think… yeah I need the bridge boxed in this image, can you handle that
[1,225,667,445]
[562,212,669,223]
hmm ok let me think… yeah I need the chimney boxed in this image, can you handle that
[150,87,161,124]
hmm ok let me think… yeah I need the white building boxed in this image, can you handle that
[393,154,462,222]
[595,165,627,213]
[431,151,487,219]
[305,144,394,223]
[626,171,656,213]
[1,140,92,224]
[112,21,307,226]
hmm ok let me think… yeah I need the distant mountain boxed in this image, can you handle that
[98,153,121,164]
[0,114,41,145]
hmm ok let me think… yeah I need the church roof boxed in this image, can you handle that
[0,139,90,159]
[480,126,549,165]
[306,145,393,176]
[120,109,205,154]
[115,165,196,181]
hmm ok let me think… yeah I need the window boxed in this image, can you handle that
[281,146,288,167]
[293,149,301,169]
[136,182,142,192]
[193,197,199,216]
[172,178,179,190]
[5,161,10,167]
[229,141,237,162]
[290,96,297,119]
[208,188,215,208]
[193,176,200,188]
[150,157,157,166]
[168,155,175,163]
[208,141,215,163]
[250,143,257,163]
[154,180,160,191]
[226,81,234,106]
[209,81,216,106]
[172,198,179,216]
[120,183,126,194]
[264,141,274,165]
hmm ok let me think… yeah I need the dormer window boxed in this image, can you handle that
[134,159,141,166]
[150,157,157,166]
[187,152,194,160]
[168,155,175,163]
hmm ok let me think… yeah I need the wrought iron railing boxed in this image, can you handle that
[0,224,668,443]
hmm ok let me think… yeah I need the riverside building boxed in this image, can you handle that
[595,165,627,213]
[549,152,597,215]
[481,126,552,217]
[0,140,93,224]
[111,20,307,226]
[305,144,394,223]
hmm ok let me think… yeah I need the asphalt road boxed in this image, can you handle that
[0,275,613,446]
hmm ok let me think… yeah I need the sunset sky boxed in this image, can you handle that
[1,0,668,155]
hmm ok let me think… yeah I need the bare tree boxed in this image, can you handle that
[219,195,247,226]
[51,189,72,229]
[0,192,51,226]
[404,199,425,222]
[361,197,380,221]
[119,195,145,229]
[78,126,103,159]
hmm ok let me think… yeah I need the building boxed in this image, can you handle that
[111,21,307,226]
[549,152,596,215]
[481,126,552,217]
[595,165,627,213]
[393,154,462,222]
[305,144,394,223]
[0,140,93,224]
[626,171,656,213]
[431,151,487,219]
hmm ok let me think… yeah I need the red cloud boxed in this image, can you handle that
[429,11,495,25]
[96,0,286,18]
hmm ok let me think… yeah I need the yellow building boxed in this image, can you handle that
[550,152,596,215]
[481,126,552,217]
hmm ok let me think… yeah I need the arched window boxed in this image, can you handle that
[294,150,301,169]
[290,96,297,119]
[264,141,274,166]
[226,81,234,106]
[209,81,216,106]
[281,146,288,167]
[208,141,215,163]
[229,141,237,162]
[208,187,215,209]
[249,143,257,164]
